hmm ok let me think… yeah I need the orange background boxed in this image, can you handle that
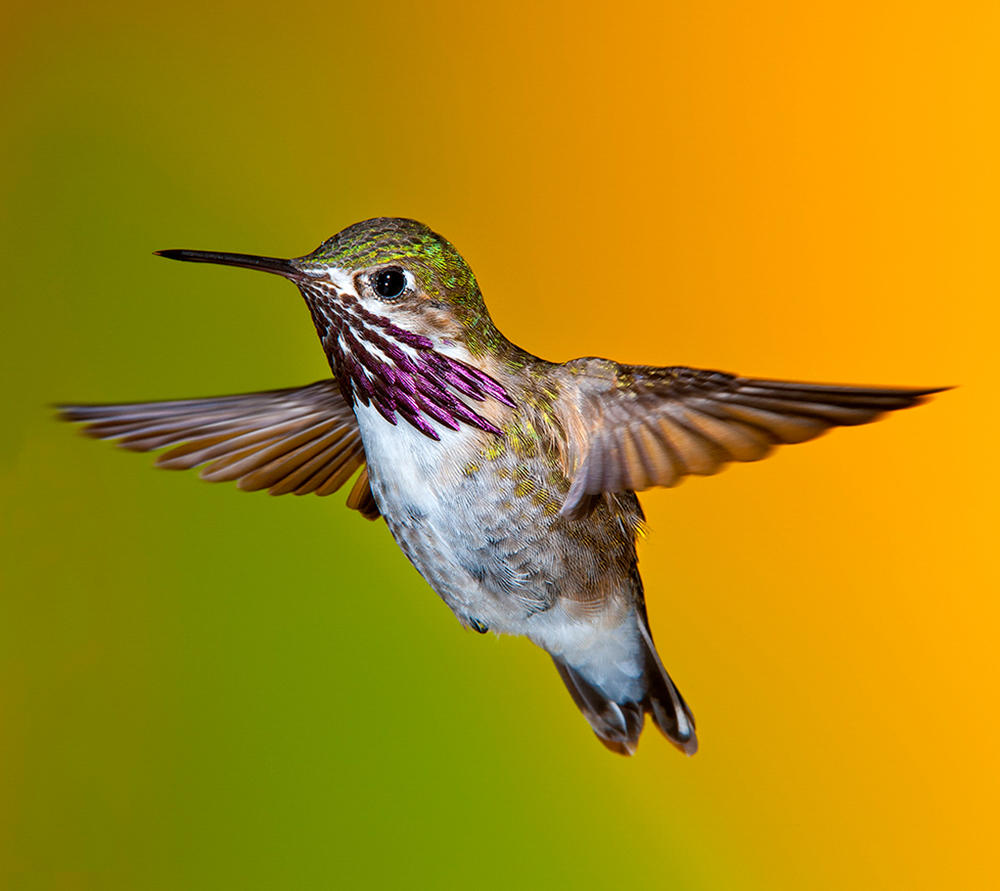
[2,1,996,888]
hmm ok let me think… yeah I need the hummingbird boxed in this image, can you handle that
[60,218,944,756]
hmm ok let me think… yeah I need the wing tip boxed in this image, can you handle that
[54,403,91,423]
[743,378,953,400]
[910,384,954,402]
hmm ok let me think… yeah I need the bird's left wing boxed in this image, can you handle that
[554,358,945,520]
[59,379,380,519]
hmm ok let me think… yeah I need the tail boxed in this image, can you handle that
[552,614,697,757]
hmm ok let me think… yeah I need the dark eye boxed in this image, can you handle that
[372,267,408,300]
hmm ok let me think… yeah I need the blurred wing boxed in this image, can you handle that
[59,379,380,519]
[557,359,946,520]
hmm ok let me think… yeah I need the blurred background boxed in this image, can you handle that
[2,1,996,888]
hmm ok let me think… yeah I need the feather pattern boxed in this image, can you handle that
[557,360,946,519]
[58,380,380,517]
[300,282,513,442]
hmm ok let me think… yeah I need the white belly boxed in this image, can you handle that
[352,402,647,702]
[352,402,518,630]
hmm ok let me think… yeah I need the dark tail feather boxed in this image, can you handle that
[552,619,697,757]
[552,658,646,756]
[637,620,698,756]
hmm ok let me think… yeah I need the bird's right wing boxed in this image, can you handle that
[59,379,380,519]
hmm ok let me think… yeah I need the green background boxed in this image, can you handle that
[3,1,996,888]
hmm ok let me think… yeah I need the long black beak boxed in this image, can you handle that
[154,249,301,279]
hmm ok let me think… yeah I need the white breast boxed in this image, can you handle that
[352,401,472,517]
[351,400,537,634]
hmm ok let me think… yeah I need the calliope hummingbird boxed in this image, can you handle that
[61,218,944,755]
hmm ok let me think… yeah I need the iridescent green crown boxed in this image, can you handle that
[299,217,479,300]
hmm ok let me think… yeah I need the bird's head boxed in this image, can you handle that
[158,217,500,357]
[156,218,514,438]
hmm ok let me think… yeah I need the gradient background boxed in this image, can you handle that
[3,1,997,888]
